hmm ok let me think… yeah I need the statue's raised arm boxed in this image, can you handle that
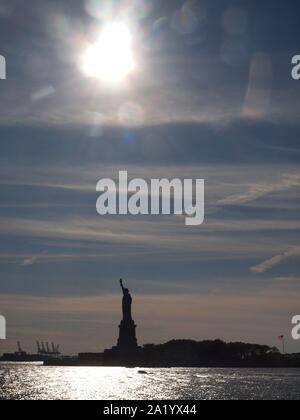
[120,279,125,293]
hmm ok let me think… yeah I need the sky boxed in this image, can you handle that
[0,0,300,355]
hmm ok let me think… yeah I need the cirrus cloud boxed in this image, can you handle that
[251,246,300,274]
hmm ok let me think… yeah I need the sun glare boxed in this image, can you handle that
[82,22,135,82]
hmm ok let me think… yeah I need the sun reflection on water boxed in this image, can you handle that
[0,365,300,400]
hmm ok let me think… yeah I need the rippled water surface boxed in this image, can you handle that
[0,364,299,400]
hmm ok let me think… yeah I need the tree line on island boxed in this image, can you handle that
[140,339,299,367]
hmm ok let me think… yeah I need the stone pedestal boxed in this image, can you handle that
[117,319,138,350]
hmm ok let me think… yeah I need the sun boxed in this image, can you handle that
[82,22,135,83]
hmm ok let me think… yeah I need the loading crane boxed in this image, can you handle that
[37,340,61,357]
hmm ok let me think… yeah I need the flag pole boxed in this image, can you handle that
[278,335,285,354]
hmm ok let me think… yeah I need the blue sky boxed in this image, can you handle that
[0,0,300,354]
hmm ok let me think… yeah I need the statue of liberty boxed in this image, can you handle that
[117,279,138,351]
[120,279,133,322]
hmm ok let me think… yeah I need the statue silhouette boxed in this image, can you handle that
[120,279,133,322]
[117,279,138,351]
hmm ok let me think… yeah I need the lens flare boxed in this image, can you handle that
[82,22,135,82]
